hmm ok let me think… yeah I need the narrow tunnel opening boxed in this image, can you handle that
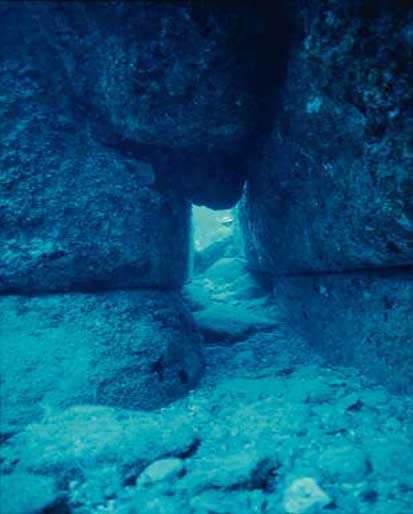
[192,205,236,252]
[190,203,273,292]
[186,203,274,346]
[191,204,241,279]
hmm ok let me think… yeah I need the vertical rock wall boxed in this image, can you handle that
[242,0,413,274]
[241,0,413,392]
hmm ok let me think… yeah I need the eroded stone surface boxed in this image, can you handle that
[273,272,413,394]
[2,258,413,514]
[18,1,265,208]
[0,4,191,293]
[239,0,413,398]
[242,1,413,274]
[3,352,413,514]
[0,290,203,427]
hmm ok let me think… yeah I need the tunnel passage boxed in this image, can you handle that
[1,3,413,514]
[0,0,293,423]
[1,0,413,423]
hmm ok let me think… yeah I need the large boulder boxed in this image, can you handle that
[239,1,413,392]
[0,3,190,293]
[241,1,413,274]
[20,1,265,208]
[26,2,258,150]
[0,290,203,428]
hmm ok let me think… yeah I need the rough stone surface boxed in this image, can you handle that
[27,2,258,150]
[1,405,197,475]
[0,290,203,427]
[186,256,275,344]
[18,1,265,208]
[202,258,247,286]
[242,1,413,274]
[193,236,236,275]
[0,472,62,514]
[273,271,413,394]
[0,3,190,293]
[239,0,413,398]
[317,445,369,482]
[2,261,413,514]
[194,303,278,344]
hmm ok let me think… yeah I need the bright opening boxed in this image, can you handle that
[191,205,242,277]
[192,206,235,251]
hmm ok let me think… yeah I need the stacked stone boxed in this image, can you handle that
[241,0,413,392]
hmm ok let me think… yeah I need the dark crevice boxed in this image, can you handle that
[252,2,295,137]
[1,264,411,299]
[43,498,71,514]
[178,369,189,385]
[175,438,202,459]
[151,356,165,382]
[248,264,413,281]
[0,431,17,446]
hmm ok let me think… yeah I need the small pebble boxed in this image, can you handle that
[137,458,184,486]
[283,477,332,513]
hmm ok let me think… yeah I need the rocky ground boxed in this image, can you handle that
[2,254,413,514]
[1,3,412,513]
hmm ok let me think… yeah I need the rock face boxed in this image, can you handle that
[0,135,190,293]
[242,1,413,274]
[28,2,258,149]
[21,1,263,208]
[274,272,413,393]
[0,3,193,293]
[0,291,203,427]
[240,1,413,392]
